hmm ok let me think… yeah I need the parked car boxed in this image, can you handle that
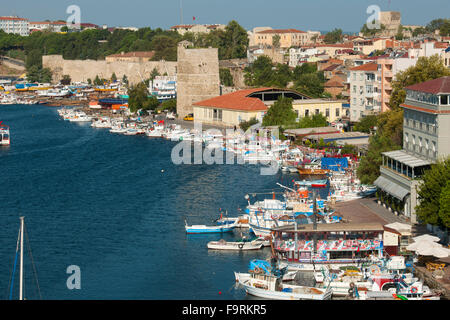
[183,113,194,121]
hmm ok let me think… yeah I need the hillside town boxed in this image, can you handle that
[1,6,450,303]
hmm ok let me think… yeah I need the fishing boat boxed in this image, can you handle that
[207,238,264,251]
[297,167,330,180]
[0,123,10,146]
[236,272,332,300]
[185,219,237,234]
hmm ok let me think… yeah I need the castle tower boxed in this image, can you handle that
[176,41,220,118]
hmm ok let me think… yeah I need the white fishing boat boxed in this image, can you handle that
[185,219,237,234]
[0,123,10,146]
[207,239,264,251]
[236,273,332,300]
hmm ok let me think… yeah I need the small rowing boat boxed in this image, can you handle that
[207,238,264,251]
[185,219,236,234]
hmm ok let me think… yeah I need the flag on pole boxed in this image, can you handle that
[193,16,196,21]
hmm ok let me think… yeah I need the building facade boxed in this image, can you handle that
[349,62,381,122]
[253,29,319,49]
[0,16,29,36]
[374,76,450,223]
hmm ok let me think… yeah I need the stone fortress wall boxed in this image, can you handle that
[42,55,177,85]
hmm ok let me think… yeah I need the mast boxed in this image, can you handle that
[19,216,24,301]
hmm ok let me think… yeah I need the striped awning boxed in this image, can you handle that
[374,176,410,201]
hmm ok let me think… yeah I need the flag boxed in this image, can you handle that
[193,16,196,21]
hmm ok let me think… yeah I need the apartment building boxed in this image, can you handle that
[253,28,319,48]
[349,62,381,122]
[0,16,29,36]
[29,21,66,33]
[374,76,450,222]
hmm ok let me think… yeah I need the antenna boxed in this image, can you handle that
[180,0,183,25]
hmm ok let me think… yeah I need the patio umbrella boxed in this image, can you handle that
[412,234,440,243]
[406,239,442,251]
[416,244,450,258]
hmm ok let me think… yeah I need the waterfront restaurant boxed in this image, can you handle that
[270,222,386,268]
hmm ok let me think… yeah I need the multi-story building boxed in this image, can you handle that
[349,62,381,122]
[374,76,450,223]
[253,29,319,49]
[29,21,66,33]
[0,16,29,36]
[170,24,226,36]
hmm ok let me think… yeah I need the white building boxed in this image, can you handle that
[29,21,66,33]
[0,16,29,36]
[288,48,320,67]
[148,76,177,101]
[349,62,381,122]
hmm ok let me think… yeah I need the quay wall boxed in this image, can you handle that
[42,55,177,85]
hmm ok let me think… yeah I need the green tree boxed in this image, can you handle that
[219,68,234,87]
[150,67,160,81]
[353,115,378,133]
[390,55,450,110]
[244,55,274,86]
[416,158,450,228]
[294,73,324,98]
[323,28,342,44]
[240,117,259,132]
[128,82,150,113]
[262,97,297,127]
[93,75,103,86]
[111,72,117,82]
[272,34,281,49]
[26,66,52,83]
[61,74,71,85]
[221,20,249,59]
[161,98,177,112]
[360,23,386,37]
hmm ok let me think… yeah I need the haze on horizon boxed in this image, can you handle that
[1,0,449,33]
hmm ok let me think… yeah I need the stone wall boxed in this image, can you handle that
[42,55,177,85]
[176,42,220,118]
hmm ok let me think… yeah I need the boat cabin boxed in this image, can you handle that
[271,222,384,264]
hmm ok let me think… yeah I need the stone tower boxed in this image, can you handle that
[176,41,220,118]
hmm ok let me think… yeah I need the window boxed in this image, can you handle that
[315,109,320,115]
[335,108,340,117]
[440,95,448,105]
[326,108,330,117]
[305,109,309,117]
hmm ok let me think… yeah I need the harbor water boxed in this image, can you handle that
[0,104,327,300]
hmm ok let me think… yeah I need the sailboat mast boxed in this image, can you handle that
[19,216,24,301]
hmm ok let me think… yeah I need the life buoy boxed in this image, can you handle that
[341,191,345,196]
[238,243,244,249]
[410,287,418,294]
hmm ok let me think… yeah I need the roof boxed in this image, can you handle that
[350,62,378,72]
[324,76,345,87]
[322,64,341,72]
[256,28,306,34]
[405,76,450,95]
[283,127,340,136]
[374,176,410,201]
[193,88,272,111]
[0,16,27,21]
[304,131,370,141]
[106,51,155,59]
[273,222,385,233]
[382,150,432,167]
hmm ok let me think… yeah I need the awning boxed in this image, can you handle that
[374,176,410,201]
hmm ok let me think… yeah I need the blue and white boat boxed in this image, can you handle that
[185,219,237,234]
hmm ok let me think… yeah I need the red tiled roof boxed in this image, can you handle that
[0,16,27,21]
[350,62,378,71]
[405,76,450,94]
[324,76,345,87]
[106,51,155,59]
[322,64,341,72]
[257,29,306,34]
[193,88,273,111]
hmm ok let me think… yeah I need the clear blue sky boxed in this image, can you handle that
[2,0,449,33]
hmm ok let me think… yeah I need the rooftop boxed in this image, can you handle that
[405,76,450,95]
[256,28,306,34]
[192,88,271,111]
[382,149,432,168]
[283,127,340,136]
[350,62,379,72]
[272,222,384,233]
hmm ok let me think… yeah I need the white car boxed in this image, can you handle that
[166,112,176,120]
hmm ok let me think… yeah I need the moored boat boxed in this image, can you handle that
[0,123,10,146]
[207,239,263,251]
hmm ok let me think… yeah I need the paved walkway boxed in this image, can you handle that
[332,196,405,225]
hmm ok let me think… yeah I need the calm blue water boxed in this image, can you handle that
[0,104,305,300]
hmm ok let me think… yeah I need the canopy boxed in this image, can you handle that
[415,244,450,258]
[385,222,412,235]
[412,234,440,243]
